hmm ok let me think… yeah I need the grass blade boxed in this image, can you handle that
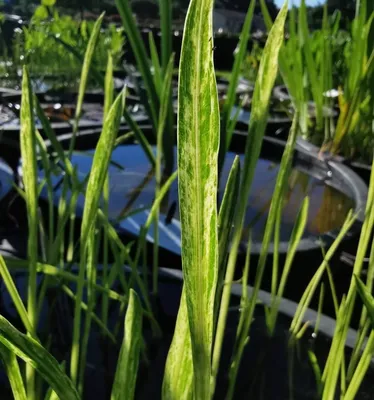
[122,110,156,167]
[219,0,255,168]
[0,316,80,400]
[75,13,104,124]
[104,52,114,120]
[111,289,142,400]
[290,211,357,335]
[267,196,309,334]
[176,0,220,396]
[354,275,374,327]
[226,235,251,400]
[162,287,193,400]
[70,13,105,155]
[299,0,323,131]
[0,344,27,400]
[163,157,240,399]
[159,0,172,73]
[49,35,104,88]
[0,256,32,332]
[344,333,374,400]
[20,67,38,336]
[148,32,162,96]
[212,2,288,385]
[153,54,175,294]
[214,156,241,320]
[115,0,159,129]
[20,66,39,400]
[70,89,125,384]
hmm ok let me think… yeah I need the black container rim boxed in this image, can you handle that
[37,124,368,255]
[0,254,364,351]
[158,267,364,350]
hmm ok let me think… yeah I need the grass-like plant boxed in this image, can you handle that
[0,2,374,400]
[15,10,124,82]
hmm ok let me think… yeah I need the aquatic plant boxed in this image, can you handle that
[0,2,373,400]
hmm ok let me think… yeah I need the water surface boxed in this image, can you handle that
[36,144,354,254]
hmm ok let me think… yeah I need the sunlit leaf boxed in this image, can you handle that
[0,316,79,400]
[111,289,142,400]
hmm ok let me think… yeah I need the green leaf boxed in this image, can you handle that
[49,36,104,89]
[70,89,125,384]
[212,1,288,385]
[290,210,357,336]
[20,67,38,336]
[80,88,126,262]
[214,156,241,320]
[153,54,175,293]
[354,275,374,328]
[0,316,80,400]
[20,67,39,399]
[220,0,255,167]
[41,0,56,6]
[33,5,49,19]
[70,12,105,154]
[163,157,241,400]
[0,343,27,400]
[104,53,114,120]
[162,288,193,400]
[159,0,172,74]
[115,0,159,130]
[267,196,310,334]
[122,109,156,168]
[148,32,162,96]
[111,289,142,400]
[226,235,252,400]
[299,0,324,130]
[174,0,220,396]
[0,255,32,333]
[217,156,241,274]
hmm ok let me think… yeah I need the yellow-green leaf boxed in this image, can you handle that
[176,0,220,397]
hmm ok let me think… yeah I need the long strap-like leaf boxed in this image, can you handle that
[70,89,125,385]
[20,66,39,400]
[0,316,80,400]
[212,1,288,384]
[0,343,27,400]
[115,0,159,130]
[111,289,142,400]
[177,0,220,397]
[162,288,193,400]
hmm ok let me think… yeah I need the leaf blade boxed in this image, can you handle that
[0,316,80,400]
[111,289,143,400]
[176,0,220,396]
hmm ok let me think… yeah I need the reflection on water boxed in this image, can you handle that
[38,144,354,250]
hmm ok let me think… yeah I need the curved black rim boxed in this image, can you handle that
[36,124,368,255]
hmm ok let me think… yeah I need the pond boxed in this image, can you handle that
[32,144,354,255]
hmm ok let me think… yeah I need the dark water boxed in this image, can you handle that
[36,144,354,254]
